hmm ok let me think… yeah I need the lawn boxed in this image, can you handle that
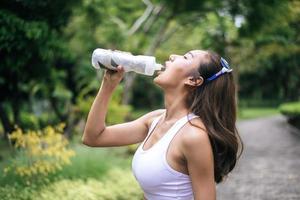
[238,107,279,120]
[130,107,280,121]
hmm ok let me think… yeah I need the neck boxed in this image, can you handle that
[163,90,190,123]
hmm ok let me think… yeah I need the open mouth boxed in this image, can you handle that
[156,65,166,76]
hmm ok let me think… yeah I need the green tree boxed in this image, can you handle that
[236,0,300,103]
[0,0,80,139]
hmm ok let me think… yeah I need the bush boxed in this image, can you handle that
[0,185,34,200]
[279,101,300,129]
[0,168,143,200]
[4,124,75,182]
[37,168,143,200]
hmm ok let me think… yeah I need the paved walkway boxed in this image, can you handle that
[216,115,300,200]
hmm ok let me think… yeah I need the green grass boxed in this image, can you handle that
[51,144,131,181]
[0,135,133,185]
[130,107,280,121]
[238,107,280,120]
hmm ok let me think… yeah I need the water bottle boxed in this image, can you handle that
[91,48,164,76]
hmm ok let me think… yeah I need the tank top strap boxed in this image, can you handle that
[160,113,199,152]
[146,112,165,137]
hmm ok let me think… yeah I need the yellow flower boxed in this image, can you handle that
[5,123,76,180]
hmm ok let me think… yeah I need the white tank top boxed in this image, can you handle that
[131,111,199,200]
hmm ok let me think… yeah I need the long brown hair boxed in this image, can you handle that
[185,50,243,183]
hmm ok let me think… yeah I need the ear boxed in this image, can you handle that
[184,76,204,87]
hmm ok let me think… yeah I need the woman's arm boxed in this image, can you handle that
[181,122,216,200]
[82,66,165,147]
[83,66,124,142]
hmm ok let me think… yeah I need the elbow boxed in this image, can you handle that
[81,135,90,146]
[82,128,105,147]
[82,139,89,146]
[82,132,95,147]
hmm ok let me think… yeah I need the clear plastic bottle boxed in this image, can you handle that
[91,48,164,76]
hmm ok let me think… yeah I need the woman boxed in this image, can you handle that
[82,50,243,200]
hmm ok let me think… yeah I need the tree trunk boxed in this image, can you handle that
[0,103,13,140]
[12,99,20,127]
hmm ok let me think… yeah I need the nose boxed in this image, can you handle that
[169,54,178,62]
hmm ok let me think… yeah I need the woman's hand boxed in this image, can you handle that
[102,65,125,90]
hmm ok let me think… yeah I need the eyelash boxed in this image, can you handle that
[183,55,188,59]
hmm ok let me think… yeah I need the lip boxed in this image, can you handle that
[156,70,163,76]
[165,61,169,67]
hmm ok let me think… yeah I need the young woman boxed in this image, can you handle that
[82,50,243,200]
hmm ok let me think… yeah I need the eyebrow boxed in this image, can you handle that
[186,51,194,58]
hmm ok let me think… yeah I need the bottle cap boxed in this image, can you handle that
[155,64,164,71]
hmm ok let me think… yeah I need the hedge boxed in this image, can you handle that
[279,101,300,129]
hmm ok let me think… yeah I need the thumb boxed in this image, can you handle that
[117,65,125,72]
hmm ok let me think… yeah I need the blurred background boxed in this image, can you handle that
[0,0,299,199]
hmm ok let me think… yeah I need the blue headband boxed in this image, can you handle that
[206,57,233,82]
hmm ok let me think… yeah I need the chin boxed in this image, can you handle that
[153,75,160,84]
[153,75,164,88]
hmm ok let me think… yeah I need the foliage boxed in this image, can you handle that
[280,101,300,116]
[0,0,80,136]
[0,168,142,200]
[0,185,33,200]
[1,0,299,139]
[279,101,300,129]
[38,168,142,200]
[3,124,75,181]
[130,74,163,110]
[76,84,132,125]
[0,144,141,200]
[106,85,133,124]
[236,0,300,102]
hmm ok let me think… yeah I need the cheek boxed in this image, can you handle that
[175,60,195,74]
[170,66,193,79]
[158,67,186,85]
[166,66,184,78]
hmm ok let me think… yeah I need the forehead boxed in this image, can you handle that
[187,50,209,65]
[188,50,207,57]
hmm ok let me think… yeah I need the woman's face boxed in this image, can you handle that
[154,50,207,89]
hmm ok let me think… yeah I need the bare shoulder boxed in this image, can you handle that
[180,118,212,155]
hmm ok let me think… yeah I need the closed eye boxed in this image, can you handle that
[183,55,188,59]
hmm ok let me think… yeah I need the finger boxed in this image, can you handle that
[107,69,117,75]
[117,65,124,72]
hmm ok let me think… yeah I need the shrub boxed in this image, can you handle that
[4,123,75,182]
[36,168,143,200]
[0,185,34,200]
[279,101,300,129]
[0,168,143,200]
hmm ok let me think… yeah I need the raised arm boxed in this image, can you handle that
[82,66,165,147]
